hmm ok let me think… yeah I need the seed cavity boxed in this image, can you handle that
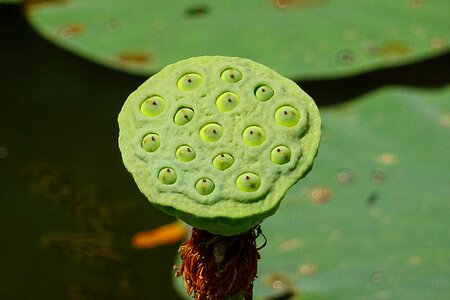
[212,153,234,171]
[140,95,166,116]
[255,85,274,102]
[195,178,215,195]
[174,107,194,125]
[242,125,266,146]
[216,91,240,112]
[176,145,196,162]
[158,167,177,185]
[270,145,291,165]
[177,73,202,91]
[142,133,160,152]
[274,106,300,127]
[200,123,223,142]
[236,173,261,192]
[220,68,243,83]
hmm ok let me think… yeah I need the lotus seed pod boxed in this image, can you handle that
[118,56,321,236]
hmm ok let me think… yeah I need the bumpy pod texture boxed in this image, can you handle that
[118,56,321,236]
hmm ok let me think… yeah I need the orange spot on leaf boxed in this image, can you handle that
[131,221,186,249]
[60,24,84,39]
[272,0,326,9]
[379,42,410,57]
[24,0,68,13]
[117,52,151,64]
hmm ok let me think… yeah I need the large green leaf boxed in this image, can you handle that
[173,86,450,299]
[25,0,449,79]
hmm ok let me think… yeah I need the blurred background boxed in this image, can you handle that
[1,1,449,299]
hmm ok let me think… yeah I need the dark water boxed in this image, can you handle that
[0,5,181,300]
[1,4,448,300]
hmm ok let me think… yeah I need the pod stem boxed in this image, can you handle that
[176,226,264,299]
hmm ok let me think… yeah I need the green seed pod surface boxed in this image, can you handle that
[118,56,321,236]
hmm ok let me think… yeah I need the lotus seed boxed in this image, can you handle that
[140,96,166,116]
[274,106,300,127]
[174,107,194,125]
[177,73,202,91]
[142,133,160,152]
[200,123,223,142]
[195,178,215,195]
[216,92,240,112]
[221,68,243,83]
[236,173,261,192]
[270,146,291,165]
[212,153,234,171]
[176,145,196,162]
[158,167,177,185]
[255,85,274,102]
[242,126,266,146]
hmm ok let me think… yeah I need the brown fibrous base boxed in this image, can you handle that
[175,227,263,300]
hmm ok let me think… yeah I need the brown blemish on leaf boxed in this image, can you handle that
[370,170,385,183]
[298,263,317,276]
[438,113,450,127]
[430,36,447,50]
[336,168,353,183]
[24,0,68,13]
[60,24,84,39]
[379,42,410,57]
[278,238,302,252]
[116,53,152,64]
[272,0,326,9]
[376,153,397,165]
[408,255,422,266]
[308,186,332,203]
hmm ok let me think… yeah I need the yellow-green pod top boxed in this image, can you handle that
[118,56,321,236]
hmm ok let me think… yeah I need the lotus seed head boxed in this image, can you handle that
[221,68,243,83]
[176,145,196,162]
[118,56,321,236]
[255,85,274,102]
[242,125,266,146]
[200,123,223,142]
[158,167,177,185]
[212,153,234,171]
[174,107,194,125]
[236,173,261,192]
[195,178,215,195]
[271,145,291,165]
[216,92,240,112]
[140,96,166,116]
[142,133,160,152]
[177,73,202,91]
[275,105,300,127]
